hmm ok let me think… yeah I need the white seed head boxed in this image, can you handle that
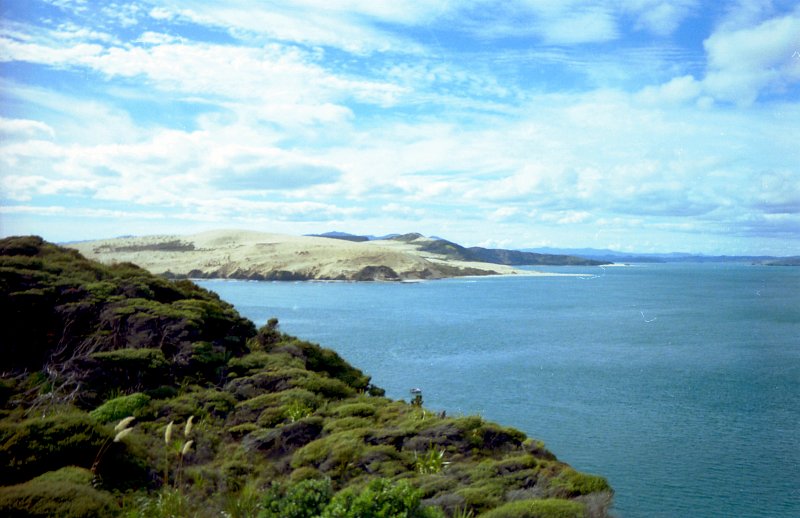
[114,416,135,432]
[181,440,194,456]
[113,427,133,442]
[164,421,174,445]
[184,415,194,437]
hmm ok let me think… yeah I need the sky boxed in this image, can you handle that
[1,1,799,255]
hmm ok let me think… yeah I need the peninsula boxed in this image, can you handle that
[69,230,608,282]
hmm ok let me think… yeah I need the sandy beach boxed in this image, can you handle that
[69,230,562,281]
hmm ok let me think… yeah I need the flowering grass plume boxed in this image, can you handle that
[114,416,136,432]
[181,440,193,456]
[164,421,174,445]
[114,427,133,442]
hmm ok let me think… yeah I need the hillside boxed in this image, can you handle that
[0,236,613,517]
[383,234,609,266]
[67,230,581,282]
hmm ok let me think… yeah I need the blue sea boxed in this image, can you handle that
[198,263,800,517]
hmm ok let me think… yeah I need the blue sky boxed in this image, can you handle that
[1,0,798,254]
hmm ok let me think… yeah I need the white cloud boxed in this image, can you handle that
[0,117,56,139]
[538,6,618,45]
[2,0,798,253]
[702,10,800,104]
[623,0,699,36]
[143,0,433,54]
[636,75,703,104]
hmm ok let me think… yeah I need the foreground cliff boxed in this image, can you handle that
[0,236,612,517]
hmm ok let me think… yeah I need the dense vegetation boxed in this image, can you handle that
[0,236,612,517]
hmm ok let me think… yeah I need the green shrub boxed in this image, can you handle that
[227,423,260,439]
[479,498,586,518]
[29,466,94,485]
[156,387,235,420]
[259,478,334,518]
[550,469,611,497]
[228,352,304,376]
[0,412,147,488]
[298,375,356,399]
[323,416,372,434]
[321,478,443,518]
[334,402,376,418]
[280,339,372,391]
[290,466,324,482]
[0,468,117,517]
[292,431,366,476]
[91,347,167,370]
[455,483,504,513]
[90,392,151,423]
[125,487,197,518]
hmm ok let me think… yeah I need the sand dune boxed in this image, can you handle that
[69,230,543,281]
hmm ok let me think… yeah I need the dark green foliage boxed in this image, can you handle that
[479,498,586,518]
[259,478,334,518]
[550,469,611,497]
[322,478,443,518]
[0,468,118,518]
[0,235,256,402]
[0,412,147,488]
[87,349,169,398]
[89,392,150,422]
[275,338,373,392]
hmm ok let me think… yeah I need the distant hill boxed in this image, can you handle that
[765,256,800,266]
[306,231,370,242]
[525,247,789,264]
[388,234,609,266]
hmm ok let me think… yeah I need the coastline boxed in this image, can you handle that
[69,230,599,282]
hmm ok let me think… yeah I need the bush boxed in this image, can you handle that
[550,469,611,497]
[0,412,147,488]
[89,392,150,423]
[0,468,117,517]
[333,402,376,418]
[479,498,586,518]
[321,478,443,518]
[455,483,503,513]
[259,478,334,518]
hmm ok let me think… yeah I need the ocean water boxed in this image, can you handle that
[198,263,800,517]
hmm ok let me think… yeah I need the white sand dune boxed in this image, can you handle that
[69,229,546,281]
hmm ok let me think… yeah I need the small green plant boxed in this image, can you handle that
[286,400,313,422]
[415,447,446,474]
[128,486,194,518]
[452,506,475,518]
[223,480,263,518]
